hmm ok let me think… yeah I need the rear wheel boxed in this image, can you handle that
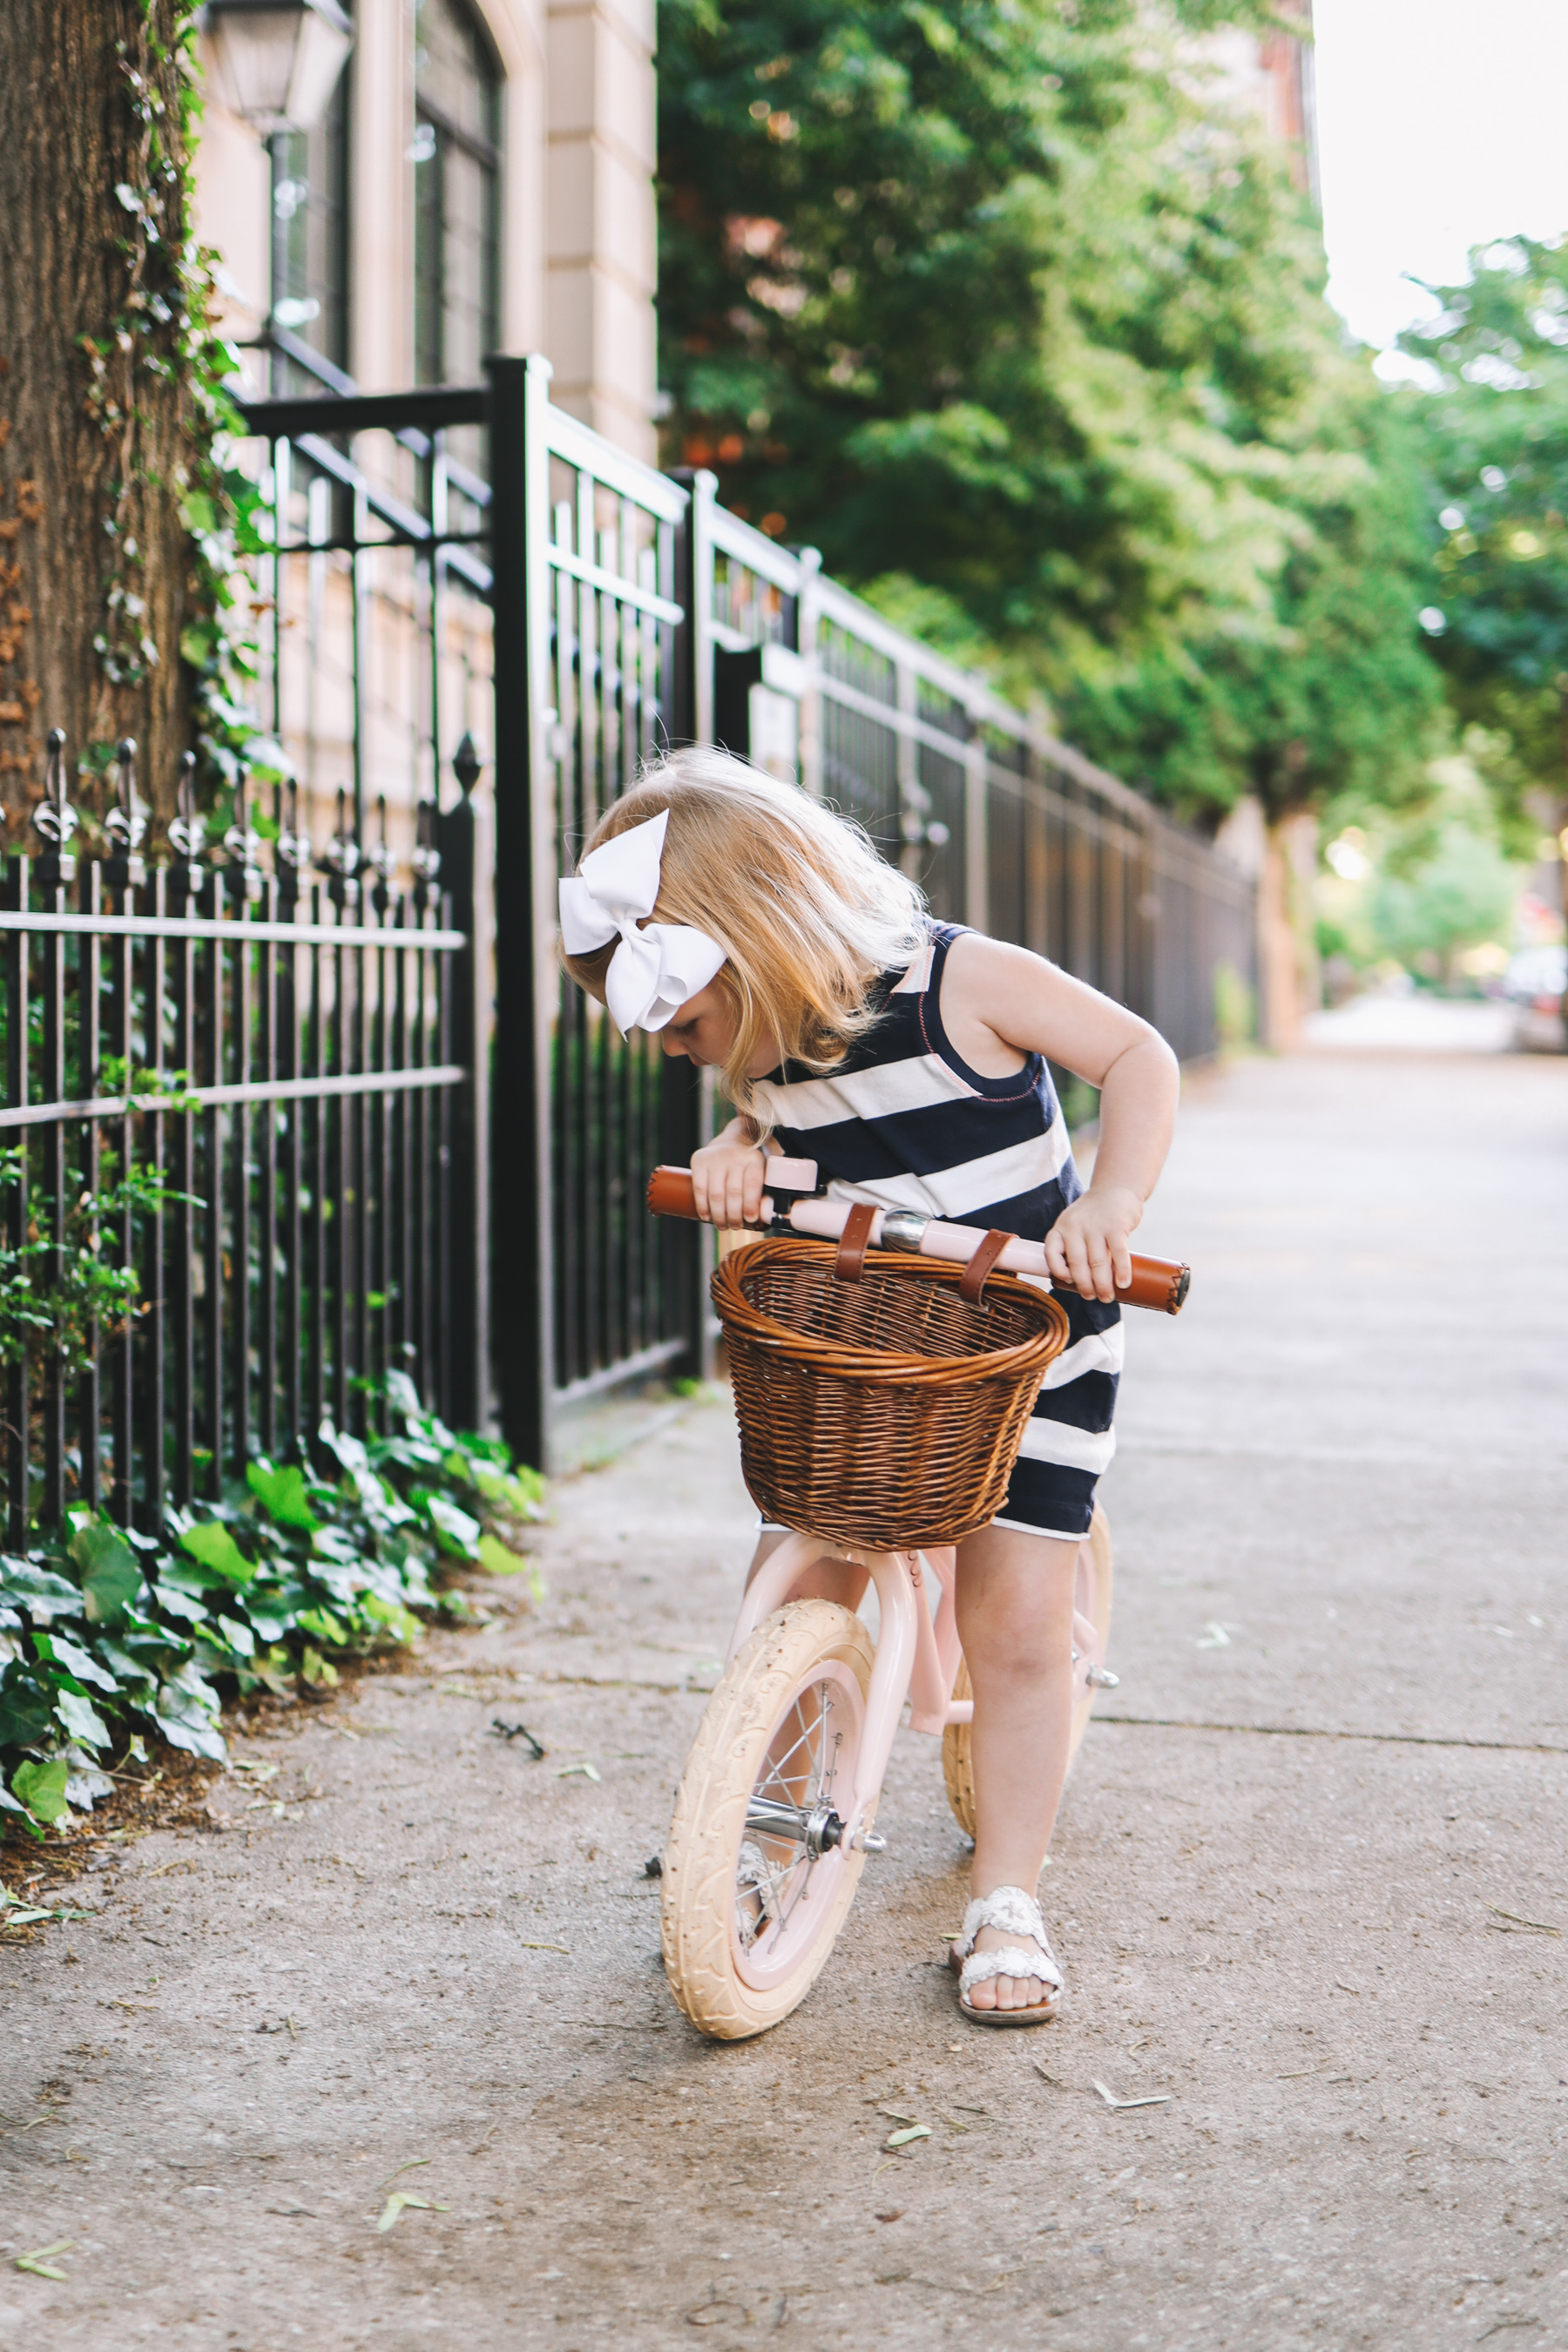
[942,1505,1115,1842]
[661,1599,875,2041]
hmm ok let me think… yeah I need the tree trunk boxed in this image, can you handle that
[0,0,197,843]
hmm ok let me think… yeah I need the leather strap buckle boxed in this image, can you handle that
[834,1200,879,1283]
[959,1227,1011,1302]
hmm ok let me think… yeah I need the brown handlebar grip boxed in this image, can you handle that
[1117,1255,1191,1315]
[646,1166,700,1220]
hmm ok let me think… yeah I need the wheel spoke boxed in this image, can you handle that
[737,1675,844,1951]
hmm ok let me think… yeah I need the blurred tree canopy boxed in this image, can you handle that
[1397,236,1568,846]
[659,0,1442,827]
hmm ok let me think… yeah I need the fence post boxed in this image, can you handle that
[488,352,558,1473]
[437,735,491,1432]
[669,464,718,750]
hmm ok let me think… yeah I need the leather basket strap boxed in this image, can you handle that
[959,1227,1012,1302]
[834,1200,879,1284]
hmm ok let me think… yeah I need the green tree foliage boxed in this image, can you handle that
[1397,236,1568,841]
[659,0,1440,824]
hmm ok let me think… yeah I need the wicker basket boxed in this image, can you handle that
[713,1235,1071,1550]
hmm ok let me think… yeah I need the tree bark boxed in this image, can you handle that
[0,0,197,841]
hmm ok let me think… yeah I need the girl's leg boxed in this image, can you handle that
[953,1523,1080,2012]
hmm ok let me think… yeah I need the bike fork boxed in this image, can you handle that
[727,1536,963,1855]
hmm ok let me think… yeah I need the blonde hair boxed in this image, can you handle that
[561,748,927,1119]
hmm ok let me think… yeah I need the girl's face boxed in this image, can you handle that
[658,976,780,1078]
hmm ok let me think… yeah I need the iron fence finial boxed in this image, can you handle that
[33,725,78,883]
[105,736,147,888]
[169,749,205,895]
[224,763,264,902]
[325,781,362,908]
[453,733,482,797]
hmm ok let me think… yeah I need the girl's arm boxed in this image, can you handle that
[942,935,1179,1303]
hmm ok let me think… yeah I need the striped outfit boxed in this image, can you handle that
[749,922,1119,1541]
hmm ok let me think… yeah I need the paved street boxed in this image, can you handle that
[3,1042,1566,2351]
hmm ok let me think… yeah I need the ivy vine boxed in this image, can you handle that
[79,1,275,818]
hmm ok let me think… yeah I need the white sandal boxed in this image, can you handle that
[949,1884,1064,2027]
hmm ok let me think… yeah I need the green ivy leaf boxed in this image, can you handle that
[152,1579,211,1625]
[295,1605,347,1647]
[477,1533,533,1584]
[179,1521,256,1588]
[247,1458,320,1533]
[52,1687,111,1752]
[10,1756,69,1824]
[37,1631,120,1693]
[0,1670,53,1748]
[0,1557,83,1623]
[215,1615,256,1659]
[360,1592,420,1644]
[153,1679,226,1761]
[423,1494,483,1560]
[71,1524,143,1625]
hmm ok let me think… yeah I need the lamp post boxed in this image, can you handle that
[199,0,354,135]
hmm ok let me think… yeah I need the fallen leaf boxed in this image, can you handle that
[875,2208,904,2222]
[877,2108,919,2126]
[518,1940,571,1955]
[376,2191,450,2232]
[883,2125,931,2150]
[555,1761,601,1782]
[1335,1979,1361,1996]
[1195,1622,1233,1648]
[1092,2081,1171,2112]
[1486,1906,1561,1936]
[379,2159,431,2188]
[15,2240,73,2279]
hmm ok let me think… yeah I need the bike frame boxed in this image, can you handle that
[727,1529,1109,1851]
[727,1536,965,1848]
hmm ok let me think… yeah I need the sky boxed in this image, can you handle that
[1314,0,1568,354]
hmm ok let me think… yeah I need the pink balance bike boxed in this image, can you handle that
[645,1162,1189,2042]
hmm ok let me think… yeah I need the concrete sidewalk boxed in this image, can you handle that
[3,1045,1566,2351]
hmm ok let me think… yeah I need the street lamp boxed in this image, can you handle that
[199,0,354,135]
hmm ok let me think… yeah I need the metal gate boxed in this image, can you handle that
[236,354,1256,1477]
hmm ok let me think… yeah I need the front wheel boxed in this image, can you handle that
[942,1505,1115,1842]
[661,1599,875,2041]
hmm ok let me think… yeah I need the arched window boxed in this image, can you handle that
[413,0,502,384]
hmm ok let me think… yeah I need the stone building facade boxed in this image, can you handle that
[196,0,659,461]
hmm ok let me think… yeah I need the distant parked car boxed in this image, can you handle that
[1504,944,1567,1051]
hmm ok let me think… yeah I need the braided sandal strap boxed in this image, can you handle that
[958,1945,1064,1998]
[953,1883,1051,1959]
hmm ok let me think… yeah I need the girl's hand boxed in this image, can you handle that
[1044,1184,1144,1303]
[691,1134,770,1229]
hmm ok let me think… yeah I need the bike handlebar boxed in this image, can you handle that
[646,1165,1190,1315]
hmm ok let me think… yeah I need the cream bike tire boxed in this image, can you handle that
[942,1504,1115,1842]
[662,1598,875,2041]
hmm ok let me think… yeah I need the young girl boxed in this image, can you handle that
[560,748,1179,2025]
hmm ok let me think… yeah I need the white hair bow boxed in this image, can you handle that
[558,809,727,1035]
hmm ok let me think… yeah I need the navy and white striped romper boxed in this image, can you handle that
[749,922,1120,1542]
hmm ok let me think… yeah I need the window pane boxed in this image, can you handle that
[414,0,499,152]
[270,53,351,389]
[413,0,501,386]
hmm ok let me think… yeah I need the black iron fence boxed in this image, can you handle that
[0,348,1260,1521]
[0,738,485,1545]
